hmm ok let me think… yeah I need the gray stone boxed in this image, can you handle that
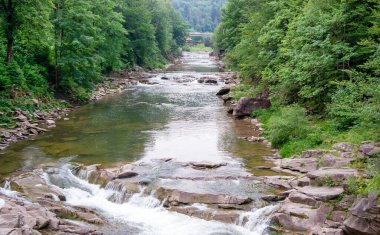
[307,168,360,182]
[333,142,354,152]
[343,194,380,235]
[298,186,344,201]
[288,191,319,207]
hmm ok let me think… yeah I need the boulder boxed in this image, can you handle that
[297,186,344,202]
[343,194,380,235]
[216,87,231,96]
[261,195,286,202]
[232,98,271,117]
[263,176,293,189]
[161,76,169,80]
[358,142,377,158]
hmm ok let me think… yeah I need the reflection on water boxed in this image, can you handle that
[0,52,275,176]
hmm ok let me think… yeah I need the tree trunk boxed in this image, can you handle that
[6,37,13,63]
[4,0,14,63]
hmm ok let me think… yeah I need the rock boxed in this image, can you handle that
[273,202,332,232]
[261,195,286,202]
[330,211,347,223]
[335,195,356,211]
[298,186,344,201]
[46,120,55,126]
[318,228,344,235]
[297,177,311,187]
[288,191,319,207]
[204,78,218,84]
[281,158,318,173]
[115,172,138,179]
[263,176,293,190]
[232,97,271,117]
[333,142,354,152]
[158,188,252,205]
[161,76,169,80]
[307,168,360,183]
[216,87,231,96]
[343,194,380,235]
[221,95,232,103]
[358,142,376,158]
[301,150,325,158]
[189,162,227,170]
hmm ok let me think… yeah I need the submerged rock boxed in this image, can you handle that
[189,162,227,170]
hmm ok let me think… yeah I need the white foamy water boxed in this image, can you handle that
[46,167,276,235]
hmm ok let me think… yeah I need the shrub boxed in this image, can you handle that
[267,105,308,148]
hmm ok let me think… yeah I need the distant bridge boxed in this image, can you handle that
[189,32,213,38]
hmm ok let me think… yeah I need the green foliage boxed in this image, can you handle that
[266,105,308,148]
[172,0,226,32]
[217,0,380,155]
[0,0,188,112]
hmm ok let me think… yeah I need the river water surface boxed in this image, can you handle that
[0,52,278,235]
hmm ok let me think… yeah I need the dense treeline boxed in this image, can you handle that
[172,0,226,32]
[0,0,187,124]
[215,0,380,154]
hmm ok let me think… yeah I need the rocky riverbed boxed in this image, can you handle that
[0,52,379,235]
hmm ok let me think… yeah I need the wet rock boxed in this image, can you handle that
[343,194,380,235]
[115,171,138,179]
[261,195,286,202]
[46,120,55,126]
[216,87,231,96]
[161,76,169,80]
[318,228,344,235]
[189,162,227,170]
[170,206,240,224]
[204,78,218,84]
[307,168,360,183]
[239,136,266,143]
[158,188,252,205]
[221,95,232,103]
[232,98,271,118]
[297,186,344,202]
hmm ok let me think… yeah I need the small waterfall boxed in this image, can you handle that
[238,205,279,234]
[41,166,277,235]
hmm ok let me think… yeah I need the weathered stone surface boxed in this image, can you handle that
[263,176,293,189]
[170,206,240,224]
[288,191,318,207]
[330,211,347,223]
[301,150,325,158]
[281,158,318,173]
[307,168,360,182]
[273,202,332,232]
[333,142,354,152]
[317,228,344,235]
[232,97,271,117]
[157,188,252,205]
[297,186,344,201]
[343,194,380,235]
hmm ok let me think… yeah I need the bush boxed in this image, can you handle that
[267,105,308,148]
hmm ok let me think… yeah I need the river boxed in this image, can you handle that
[0,52,279,235]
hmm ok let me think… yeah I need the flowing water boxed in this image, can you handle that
[0,52,280,234]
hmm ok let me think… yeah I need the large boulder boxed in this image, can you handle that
[232,98,270,117]
[343,194,380,235]
[216,86,231,96]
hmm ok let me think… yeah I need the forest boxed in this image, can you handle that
[0,0,188,125]
[172,0,226,32]
[215,0,380,156]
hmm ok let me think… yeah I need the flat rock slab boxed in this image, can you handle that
[281,158,318,173]
[307,168,360,182]
[157,188,252,205]
[298,186,344,201]
[189,162,227,170]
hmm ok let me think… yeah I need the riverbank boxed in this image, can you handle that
[0,67,163,152]
[220,88,380,234]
